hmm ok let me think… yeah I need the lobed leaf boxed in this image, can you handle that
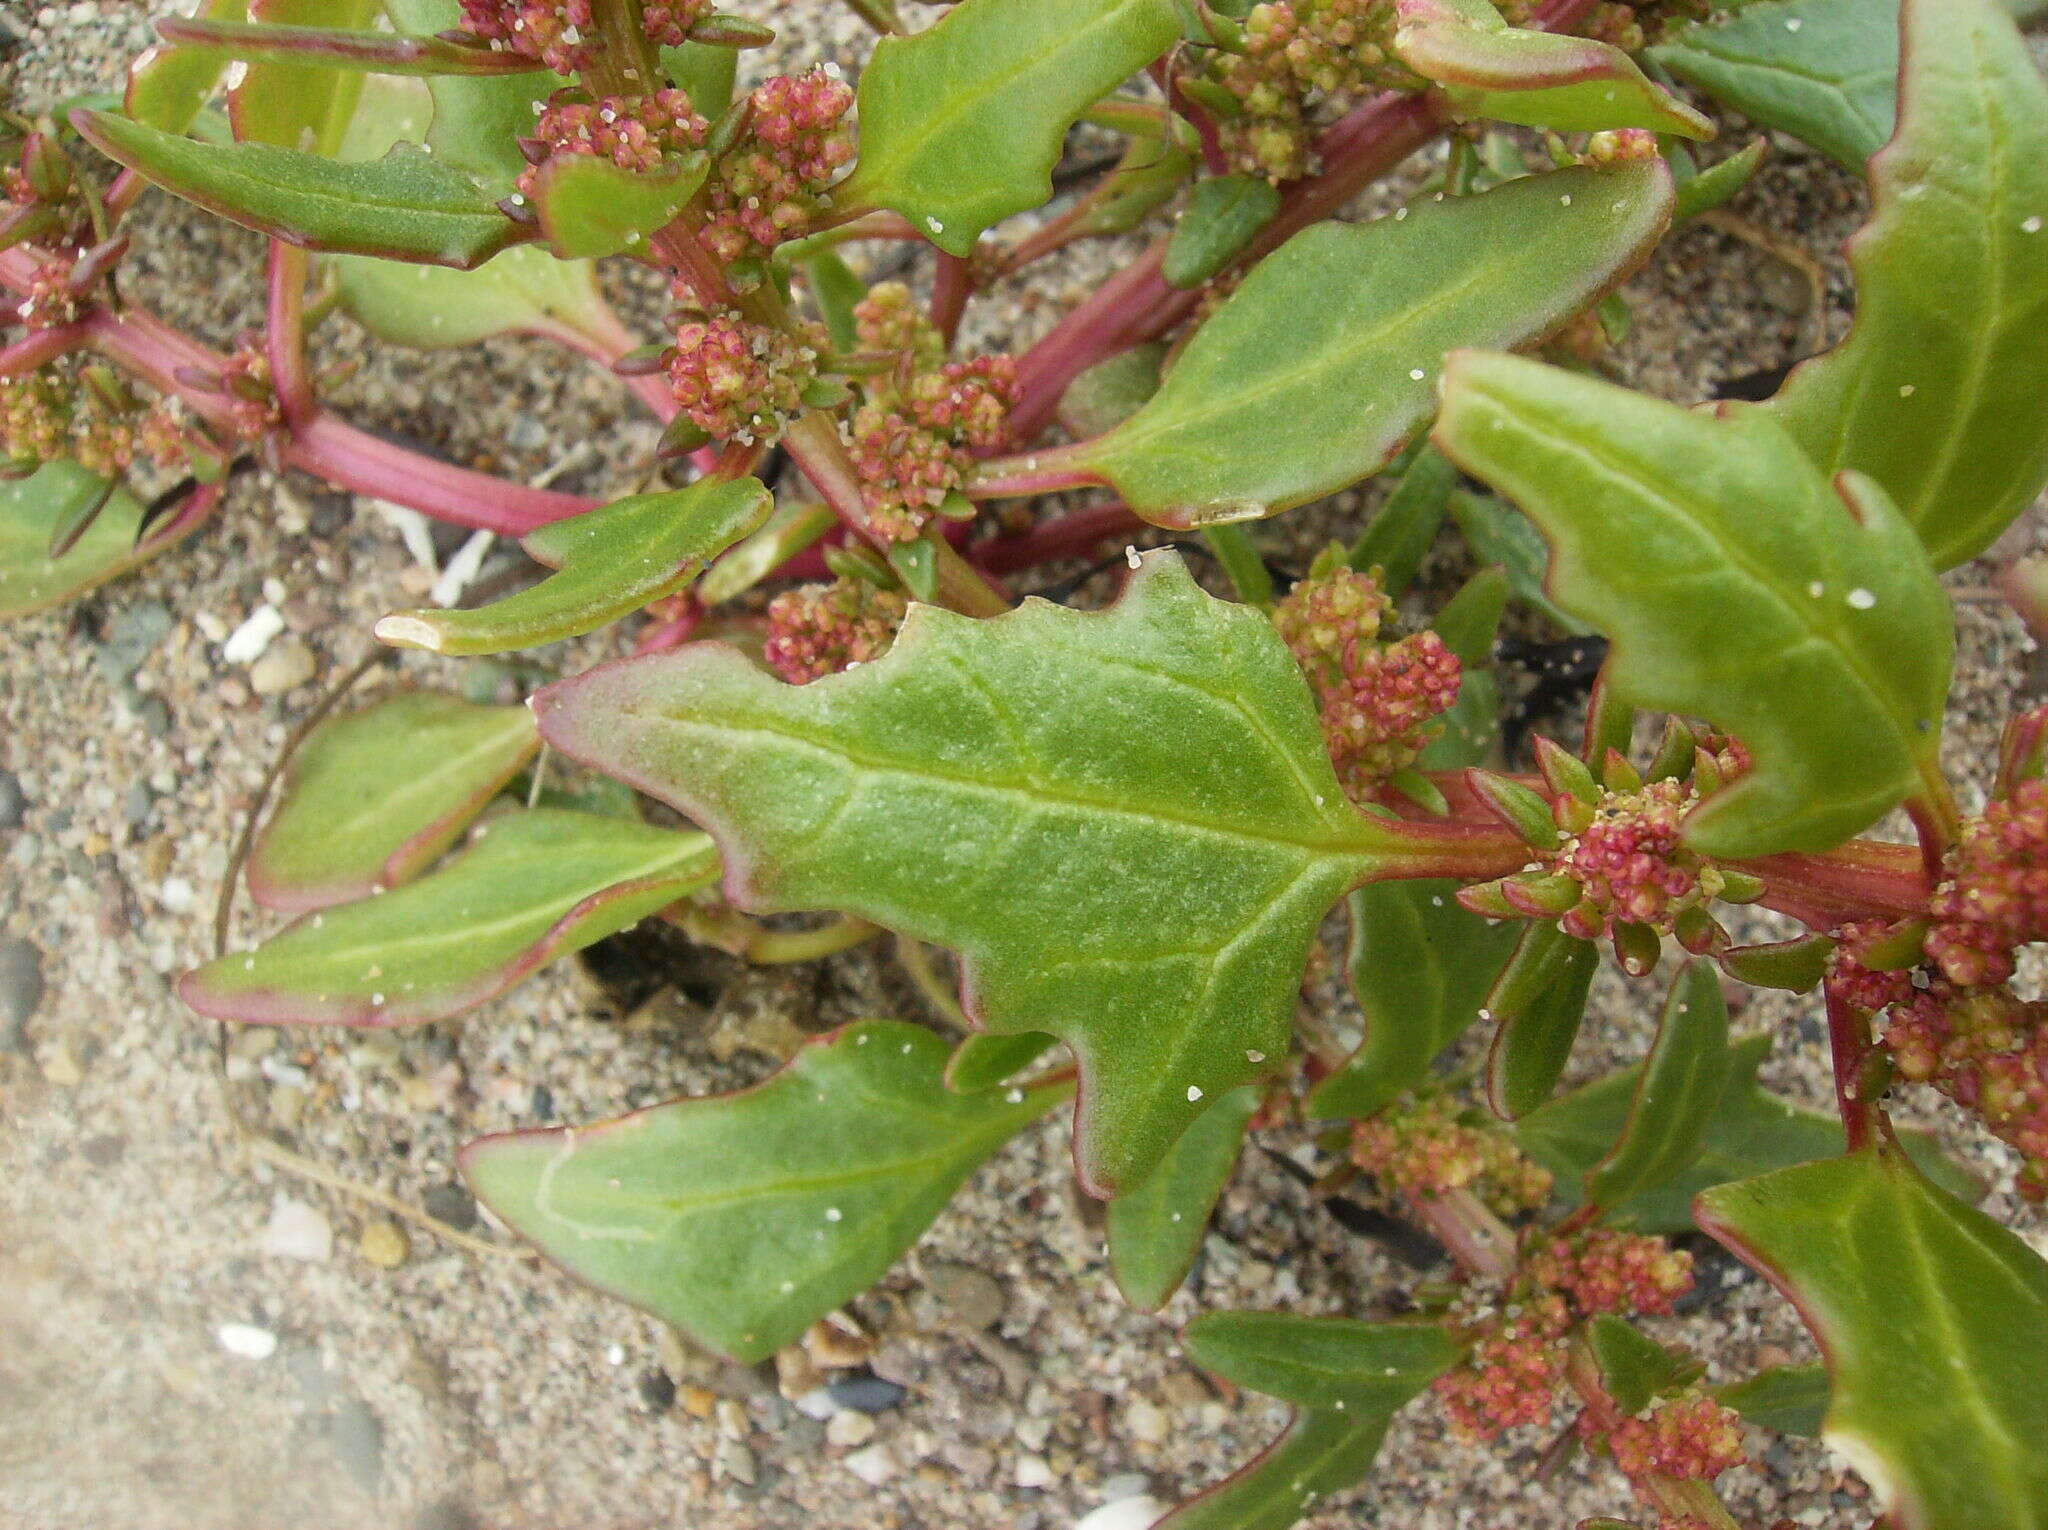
[1081,164,1674,527]
[0,463,187,620]
[1515,1032,1980,1232]
[181,809,717,1027]
[1434,350,1953,858]
[74,108,518,268]
[1756,0,2048,570]
[1698,1147,2048,1528]
[1583,960,1732,1211]
[1393,0,1712,139]
[529,151,710,261]
[376,478,770,656]
[533,552,1416,1195]
[464,1020,1068,1363]
[835,0,1183,255]
[1717,1363,1829,1439]
[246,691,538,912]
[1106,1083,1260,1309]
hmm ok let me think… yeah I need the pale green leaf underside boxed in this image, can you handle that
[463,1021,1066,1363]
[535,552,1408,1194]
[0,463,168,619]
[1699,1148,2048,1529]
[838,0,1182,255]
[1756,0,2048,569]
[327,245,611,350]
[248,690,537,911]
[1107,1083,1260,1309]
[1082,164,1674,526]
[1434,350,1952,858]
[182,809,717,1026]
[1649,0,1897,173]
[376,479,770,656]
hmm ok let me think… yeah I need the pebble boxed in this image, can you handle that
[636,1370,677,1412]
[1014,1454,1055,1489]
[1097,1473,1151,1503]
[421,1182,478,1230]
[921,1261,1005,1332]
[249,638,317,696]
[842,1444,900,1486]
[1075,1497,1168,1530]
[825,1409,875,1448]
[326,1397,384,1491]
[93,602,171,688]
[222,603,285,665]
[1126,1400,1168,1444]
[0,768,25,828]
[678,1385,718,1419]
[0,936,45,1051]
[711,1437,756,1486]
[217,1322,279,1360]
[827,1373,908,1414]
[359,1220,410,1269]
[260,1196,334,1262]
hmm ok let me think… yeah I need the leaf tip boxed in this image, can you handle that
[374,612,445,653]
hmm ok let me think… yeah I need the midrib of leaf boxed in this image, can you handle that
[190,141,488,219]
[1103,194,1606,458]
[1523,422,1935,804]
[858,0,1163,183]
[302,719,528,851]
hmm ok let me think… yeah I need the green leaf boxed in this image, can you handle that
[1672,137,1769,224]
[944,1031,1060,1093]
[1485,925,1596,1119]
[661,41,739,117]
[327,244,614,350]
[1587,1314,1686,1417]
[246,692,538,912]
[463,1020,1068,1363]
[1756,0,2048,570]
[1434,350,1954,858]
[800,249,866,352]
[74,109,519,268]
[382,0,551,193]
[836,0,1183,255]
[1446,486,1589,634]
[529,151,710,261]
[1649,0,1896,173]
[228,0,380,154]
[1698,1146,2048,1529]
[1393,0,1713,139]
[1515,1033,1982,1233]
[125,0,248,135]
[696,500,837,606]
[1306,879,1519,1121]
[180,809,717,1026]
[1081,164,1673,527]
[1107,1083,1259,1309]
[533,552,1421,1195]
[1349,444,1454,599]
[1583,960,1732,1211]
[1057,343,1167,440]
[161,17,544,76]
[1161,1314,1461,1530]
[0,463,186,620]
[1164,174,1282,289]
[375,479,771,656]
[1716,1363,1829,1439]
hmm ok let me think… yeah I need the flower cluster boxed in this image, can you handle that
[1526,1228,1695,1319]
[700,70,855,264]
[847,356,1017,542]
[1926,778,2048,988]
[853,282,944,368]
[1885,986,2048,1199]
[664,310,817,443]
[1,363,191,480]
[1350,1094,1553,1216]
[457,0,707,75]
[1434,1292,1572,1439]
[763,577,910,685]
[1581,0,1713,51]
[1606,1393,1747,1482]
[1272,568,1462,802]
[1200,0,1425,182]
[1550,778,1724,939]
[518,88,706,198]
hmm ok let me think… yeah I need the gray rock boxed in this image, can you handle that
[421,1182,478,1230]
[921,1261,1005,1332]
[826,1373,908,1415]
[92,602,171,690]
[122,783,153,829]
[133,696,172,739]
[325,1397,384,1492]
[0,768,25,829]
[249,638,316,697]
[0,936,45,1051]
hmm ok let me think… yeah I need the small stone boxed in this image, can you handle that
[0,768,27,829]
[1014,1453,1055,1489]
[1126,1400,1168,1444]
[637,1370,678,1412]
[359,1220,410,1269]
[268,1085,306,1131]
[1076,1497,1169,1530]
[826,1373,908,1415]
[679,1385,719,1419]
[94,602,172,687]
[793,1387,838,1421]
[0,936,45,1051]
[134,696,172,739]
[260,1196,334,1262]
[712,1437,756,1486]
[421,1182,477,1230]
[776,1345,825,1400]
[804,1316,875,1369]
[921,1262,1005,1332]
[222,603,284,665]
[249,638,317,696]
[842,1444,900,1486]
[826,1409,875,1448]
[217,1322,279,1360]
[1097,1473,1151,1503]
[79,1133,125,1167]
[326,1397,384,1492]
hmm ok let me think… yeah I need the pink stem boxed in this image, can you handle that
[286,416,593,534]
[0,321,91,376]
[968,443,1104,499]
[265,241,316,425]
[973,501,1145,574]
[1825,985,1878,1152]
[931,250,971,346]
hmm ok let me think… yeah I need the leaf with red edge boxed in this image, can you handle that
[182,809,716,1027]
[1106,1083,1260,1310]
[463,1020,1070,1363]
[1698,1146,2048,1528]
[246,691,538,912]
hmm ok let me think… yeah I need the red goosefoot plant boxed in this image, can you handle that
[5,0,2048,1523]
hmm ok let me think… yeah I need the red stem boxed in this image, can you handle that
[265,241,316,426]
[968,442,1104,499]
[1824,985,1878,1151]
[930,250,971,346]
[0,320,91,376]
[972,501,1146,575]
[1735,840,1929,928]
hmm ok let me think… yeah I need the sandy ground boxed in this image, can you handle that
[3,6,2046,1529]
